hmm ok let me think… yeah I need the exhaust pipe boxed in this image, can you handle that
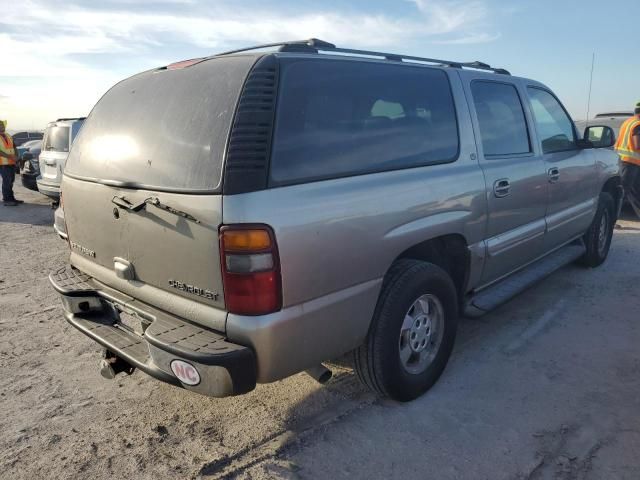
[305,364,332,384]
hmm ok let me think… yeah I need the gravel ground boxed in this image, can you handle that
[1,182,640,480]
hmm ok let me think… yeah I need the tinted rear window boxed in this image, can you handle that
[65,56,256,192]
[270,59,459,185]
[44,126,70,152]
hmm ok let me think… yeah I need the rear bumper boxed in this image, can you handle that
[49,265,256,397]
[36,179,60,199]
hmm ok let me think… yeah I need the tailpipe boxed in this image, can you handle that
[305,364,332,384]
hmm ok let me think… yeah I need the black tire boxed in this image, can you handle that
[579,192,615,268]
[354,260,458,402]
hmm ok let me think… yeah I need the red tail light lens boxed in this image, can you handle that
[220,226,281,316]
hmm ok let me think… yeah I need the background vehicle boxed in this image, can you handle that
[575,111,633,142]
[11,130,43,147]
[19,141,42,191]
[16,139,42,171]
[37,118,85,201]
[16,139,42,163]
[51,39,621,402]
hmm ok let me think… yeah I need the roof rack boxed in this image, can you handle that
[55,117,87,122]
[214,38,510,75]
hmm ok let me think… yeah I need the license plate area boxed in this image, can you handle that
[116,309,151,337]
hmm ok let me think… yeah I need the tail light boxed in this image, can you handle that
[219,225,281,316]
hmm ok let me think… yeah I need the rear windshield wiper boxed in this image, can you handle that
[111,195,201,224]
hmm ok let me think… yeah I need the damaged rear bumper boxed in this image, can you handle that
[49,265,256,397]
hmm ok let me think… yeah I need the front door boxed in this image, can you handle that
[465,77,548,285]
[526,87,598,250]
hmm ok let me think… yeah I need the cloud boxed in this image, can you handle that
[0,0,499,129]
[411,0,487,31]
[3,0,499,67]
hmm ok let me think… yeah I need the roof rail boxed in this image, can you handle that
[214,38,336,57]
[55,117,87,122]
[215,38,511,75]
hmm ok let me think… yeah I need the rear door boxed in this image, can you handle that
[465,76,548,285]
[525,87,598,250]
[61,54,258,331]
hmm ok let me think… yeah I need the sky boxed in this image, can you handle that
[1,0,638,131]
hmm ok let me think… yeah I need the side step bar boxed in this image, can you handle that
[464,243,586,317]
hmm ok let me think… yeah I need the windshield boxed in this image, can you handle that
[43,127,70,152]
[65,55,256,192]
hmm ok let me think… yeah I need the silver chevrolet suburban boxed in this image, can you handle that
[50,39,622,402]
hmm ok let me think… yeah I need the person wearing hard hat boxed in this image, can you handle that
[615,103,640,218]
[0,120,23,206]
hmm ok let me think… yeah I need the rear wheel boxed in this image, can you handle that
[354,260,458,402]
[579,192,614,268]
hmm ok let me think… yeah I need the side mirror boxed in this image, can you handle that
[22,152,33,161]
[584,125,616,149]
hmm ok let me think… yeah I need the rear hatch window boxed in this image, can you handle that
[44,126,70,152]
[65,55,257,192]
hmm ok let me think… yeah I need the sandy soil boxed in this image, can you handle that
[1,182,640,480]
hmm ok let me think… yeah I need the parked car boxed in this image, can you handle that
[50,39,621,402]
[11,130,43,148]
[37,118,85,201]
[19,141,42,191]
[16,139,41,162]
[575,111,633,141]
[15,138,42,172]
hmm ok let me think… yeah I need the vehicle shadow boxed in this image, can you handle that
[196,314,492,478]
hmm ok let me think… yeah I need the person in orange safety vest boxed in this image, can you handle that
[0,120,23,206]
[615,104,640,218]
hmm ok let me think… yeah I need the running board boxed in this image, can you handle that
[464,243,586,317]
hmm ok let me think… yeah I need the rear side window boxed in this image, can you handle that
[43,126,70,152]
[270,60,459,185]
[527,87,576,153]
[471,81,530,156]
[70,120,84,143]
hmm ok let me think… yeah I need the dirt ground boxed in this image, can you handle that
[1,182,640,480]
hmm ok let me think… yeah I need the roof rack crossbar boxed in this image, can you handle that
[214,38,511,75]
[214,38,335,57]
[55,117,87,122]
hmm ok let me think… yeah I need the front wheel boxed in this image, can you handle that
[354,260,458,402]
[579,192,615,268]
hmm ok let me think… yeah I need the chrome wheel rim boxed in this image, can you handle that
[597,209,610,256]
[398,294,445,375]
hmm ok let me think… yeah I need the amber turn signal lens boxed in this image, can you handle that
[222,229,272,252]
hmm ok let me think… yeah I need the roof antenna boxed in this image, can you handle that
[585,52,595,127]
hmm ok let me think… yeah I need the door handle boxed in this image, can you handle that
[548,167,560,183]
[44,158,56,166]
[493,178,511,198]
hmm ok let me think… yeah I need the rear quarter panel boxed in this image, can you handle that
[223,71,488,381]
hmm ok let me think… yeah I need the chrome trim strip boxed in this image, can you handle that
[545,198,597,233]
[486,218,546,257]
